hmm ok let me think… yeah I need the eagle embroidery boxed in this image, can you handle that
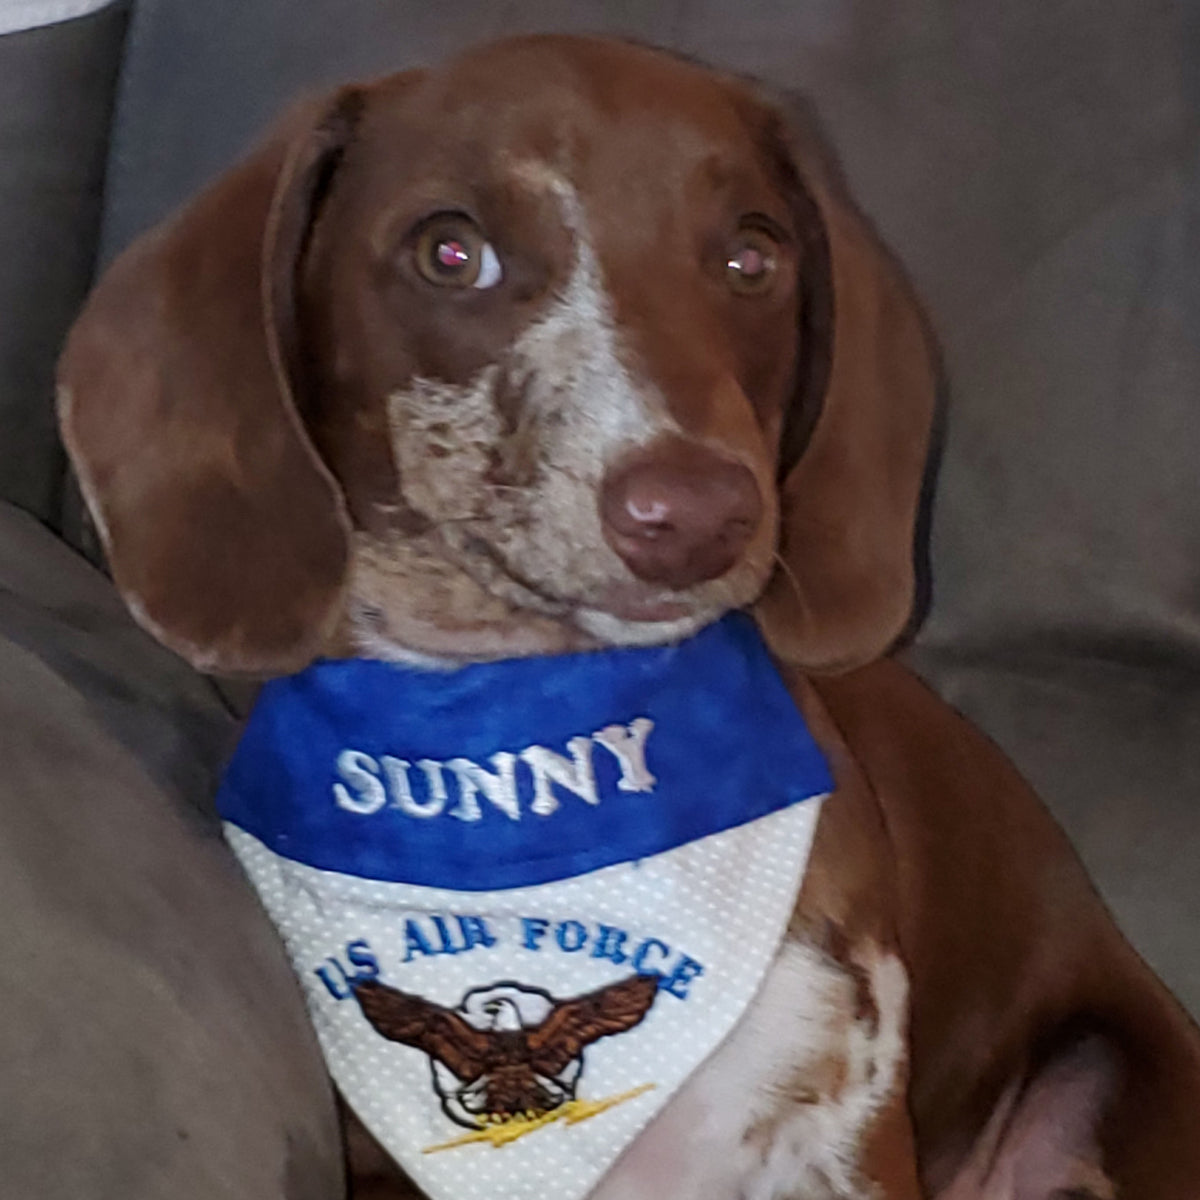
[353,974,659,1131]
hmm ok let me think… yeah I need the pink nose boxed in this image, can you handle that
[599,440,763,590]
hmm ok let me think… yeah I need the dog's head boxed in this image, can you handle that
[58,36,935,676]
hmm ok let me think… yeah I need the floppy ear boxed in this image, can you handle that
[57,90,365,676]
[753,95,938,674]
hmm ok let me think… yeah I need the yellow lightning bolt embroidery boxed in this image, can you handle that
[423,1083,657,1153]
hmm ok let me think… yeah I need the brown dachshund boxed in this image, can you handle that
[58,35,1200,1200]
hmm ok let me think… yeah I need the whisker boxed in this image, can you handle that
[772,551,804,602]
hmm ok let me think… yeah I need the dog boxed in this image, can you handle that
[57,34,1200,1200]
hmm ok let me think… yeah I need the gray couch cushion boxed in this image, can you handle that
[0,503,342,1200]
[0,1,128,526]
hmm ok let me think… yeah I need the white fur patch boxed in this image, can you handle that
[387,171,676,533]
[590,941,909,1200]
[353,166,776,662]
[372,174,730,657]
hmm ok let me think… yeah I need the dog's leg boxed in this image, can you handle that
[933,1034,1117,1200]
[856,1087,926,1199]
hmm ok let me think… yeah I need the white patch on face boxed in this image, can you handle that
[346,599,459,670]
[572,605,709,647]
[353,164,776,661]
[377,177,687,647]
[590,941,909,1200]
[388,367,506,522]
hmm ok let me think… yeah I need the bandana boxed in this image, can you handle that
[218,613,831,1200]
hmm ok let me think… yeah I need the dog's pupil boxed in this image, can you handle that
[436,239,471,271]
[732,247,765,276]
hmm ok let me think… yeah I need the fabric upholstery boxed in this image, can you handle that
[0,502,342,1200]
[0,1,128,524]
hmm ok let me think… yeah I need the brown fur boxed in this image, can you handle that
[58,34,1200,1199]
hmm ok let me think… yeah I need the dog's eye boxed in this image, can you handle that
[413,214,503,290]
[725,227,780,296]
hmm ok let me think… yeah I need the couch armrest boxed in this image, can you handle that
[0,503,343,1200]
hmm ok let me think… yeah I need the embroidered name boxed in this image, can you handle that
[332,718,655,821]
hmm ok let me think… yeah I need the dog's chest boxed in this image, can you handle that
[590,939,909,1200]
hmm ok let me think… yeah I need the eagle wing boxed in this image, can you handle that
[525,973,659,1077]
[352,979,492,1082]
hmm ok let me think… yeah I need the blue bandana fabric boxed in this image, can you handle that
[218,613,832,1200]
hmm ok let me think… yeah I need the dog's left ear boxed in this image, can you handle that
[752,95,938,674]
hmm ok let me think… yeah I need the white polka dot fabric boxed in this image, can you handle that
[225,795,824,1200]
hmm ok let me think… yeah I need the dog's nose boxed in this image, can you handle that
[599,440,763,590]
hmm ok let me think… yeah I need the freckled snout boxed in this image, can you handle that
[599,439,763,590]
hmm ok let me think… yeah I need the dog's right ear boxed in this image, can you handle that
[58,88,369,676]
[751,92,938,674]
